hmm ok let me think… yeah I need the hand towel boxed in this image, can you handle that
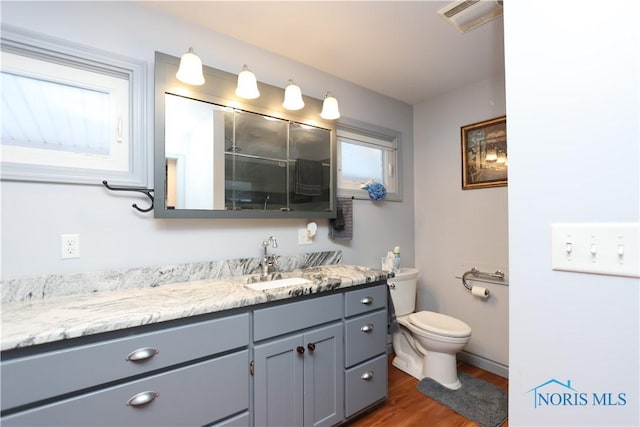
[295,159,323,196]
[329,197,353,240]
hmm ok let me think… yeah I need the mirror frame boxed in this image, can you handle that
[154,51,337,218]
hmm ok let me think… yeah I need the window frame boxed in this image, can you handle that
[337,118,402,201]
[0,26,147,187]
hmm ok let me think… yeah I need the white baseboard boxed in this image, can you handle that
[458,350,509,379]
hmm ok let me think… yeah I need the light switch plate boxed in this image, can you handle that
[551,223,639,277]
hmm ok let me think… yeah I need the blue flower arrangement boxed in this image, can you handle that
[361,180,386,201]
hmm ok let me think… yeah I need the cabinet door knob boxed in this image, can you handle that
[296,346,305,354]
[307,343,316,351]
[361,323,374,333]
[126,391,159,407]
[360,296,373,305]
[361,371,374,381]
[125,347,159,362]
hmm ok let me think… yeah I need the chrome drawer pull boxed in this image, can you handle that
[126,347,159,362]
[361,371,374,381]
[361,323,374,333]
[126,391,159,407]
[360,296,373,305]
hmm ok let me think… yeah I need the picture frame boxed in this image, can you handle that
[461,115,507,190]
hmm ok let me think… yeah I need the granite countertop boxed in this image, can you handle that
[1,264,388,352]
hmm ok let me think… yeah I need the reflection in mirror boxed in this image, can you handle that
[155,51,336,219]
[227,109,288,211]
[289,123,331,212]
[163,94,331,212]
[165,94,226,210]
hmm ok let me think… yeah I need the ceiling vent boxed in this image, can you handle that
[438,0,503,33]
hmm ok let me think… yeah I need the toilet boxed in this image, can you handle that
[389,268,471,389]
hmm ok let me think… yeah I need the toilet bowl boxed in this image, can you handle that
[389,268,471,389]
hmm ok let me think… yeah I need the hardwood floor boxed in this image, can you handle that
[344,356,508,427]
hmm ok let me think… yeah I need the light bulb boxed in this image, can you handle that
[283,80,305,110]
[176,47,205,86]
[235,64,260,99]
[320,92,340,120]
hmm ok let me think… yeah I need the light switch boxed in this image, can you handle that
[551,223,639,278]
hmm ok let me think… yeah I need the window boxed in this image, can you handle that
[337,119,401,201]
[0,26,146,186]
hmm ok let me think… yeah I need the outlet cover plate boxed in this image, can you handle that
[298,228,313,245]
[61,234,80,259]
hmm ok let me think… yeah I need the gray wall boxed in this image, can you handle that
[506,2,639,425]
[414,76,508,373]
[0,1,414,280]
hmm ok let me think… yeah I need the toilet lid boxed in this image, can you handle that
[408,311,471,338]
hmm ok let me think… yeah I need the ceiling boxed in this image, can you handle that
[142,1,505,105]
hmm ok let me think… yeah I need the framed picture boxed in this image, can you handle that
[461,115,507,190]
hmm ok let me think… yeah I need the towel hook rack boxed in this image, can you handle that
[102,180,154,213]
[461,267,505,291]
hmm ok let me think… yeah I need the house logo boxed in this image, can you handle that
[527,379,627,409]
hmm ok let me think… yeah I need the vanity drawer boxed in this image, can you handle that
[213,411,250,427]
[1,313,249,411]
[345,354,388,417]
[344,284,387,317]
[2,350,249,427]
[253,293,342,341]
[344,310,387,368]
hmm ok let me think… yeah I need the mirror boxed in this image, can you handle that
[154,52,336,218]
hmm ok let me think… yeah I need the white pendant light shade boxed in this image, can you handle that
[176,47,205,86]
[235,64,260,99]
[320,92,341,120]
[282,80,305,110]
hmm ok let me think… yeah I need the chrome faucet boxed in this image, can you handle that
[260,236,278,280]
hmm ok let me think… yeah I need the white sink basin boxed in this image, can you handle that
[245,277,312,291]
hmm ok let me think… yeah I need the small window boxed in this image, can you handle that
[337,119,401,201]
[0,26,146,186]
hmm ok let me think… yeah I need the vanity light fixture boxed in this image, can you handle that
[282,79,305,110]
[176,47,205,85]
[320,91,341,120]
[235,64,260,99]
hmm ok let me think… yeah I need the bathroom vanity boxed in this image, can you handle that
[0,265,388,426]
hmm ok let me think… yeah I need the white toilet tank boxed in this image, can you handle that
[388,268,419,316]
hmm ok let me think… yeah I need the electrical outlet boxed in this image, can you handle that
[298,228,313,245]
[61,234,80,259]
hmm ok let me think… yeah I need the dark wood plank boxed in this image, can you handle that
[345,355,508,427]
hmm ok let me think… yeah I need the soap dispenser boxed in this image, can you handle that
[393,246,401,272]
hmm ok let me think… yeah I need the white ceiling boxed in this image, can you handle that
[142,1,505,105]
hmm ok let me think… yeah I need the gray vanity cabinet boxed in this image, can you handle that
[343,284,389,418]
[253,294,344,427]
[1,313,251,426]
[1,281,389,427]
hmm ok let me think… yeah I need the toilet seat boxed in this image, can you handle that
[408,311,471,338]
